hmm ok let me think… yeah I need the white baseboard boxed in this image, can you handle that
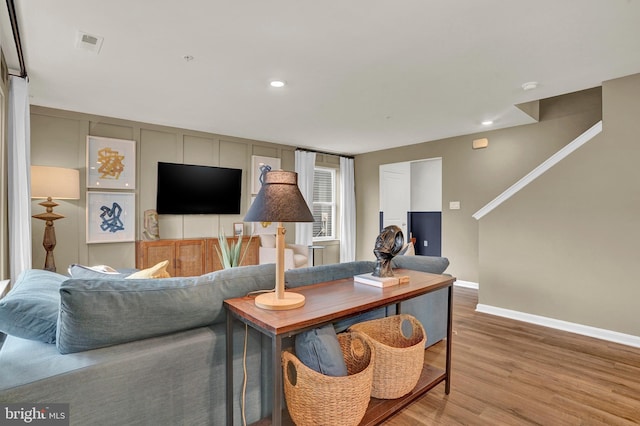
[454,280,478,290]
[476,303,640,349]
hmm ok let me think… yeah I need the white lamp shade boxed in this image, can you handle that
[31,166,80,200]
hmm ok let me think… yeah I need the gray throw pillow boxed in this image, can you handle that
[295,324,348,377]
[0,269,68,343]
[68,264,132,279]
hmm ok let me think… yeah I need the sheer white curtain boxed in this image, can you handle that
[294,150,316,246]
[340,156,356,262]
[8,76,32,282]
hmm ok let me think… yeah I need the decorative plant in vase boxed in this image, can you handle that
[215,228,253,269]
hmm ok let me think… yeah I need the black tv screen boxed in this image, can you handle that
[156,162,242,214]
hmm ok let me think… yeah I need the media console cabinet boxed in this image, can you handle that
[135,236,259,276]
[225,269,455,425]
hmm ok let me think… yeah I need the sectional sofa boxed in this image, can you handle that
[0,256,450,425]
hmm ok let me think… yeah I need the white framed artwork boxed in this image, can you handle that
[251,155,281,194]
[87,136,136,189]
[86,191,136,243]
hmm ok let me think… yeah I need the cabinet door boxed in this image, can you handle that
[239,237,260,266]
[206,237,259,272]
[176,240,206,277]
[206,239,224,272]
[137,241,177,277]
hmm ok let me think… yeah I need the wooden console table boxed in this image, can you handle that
[224,269,455,425]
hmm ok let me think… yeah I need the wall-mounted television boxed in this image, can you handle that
[156,162,242,215]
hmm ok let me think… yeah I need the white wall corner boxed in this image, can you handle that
[476,303,640,349]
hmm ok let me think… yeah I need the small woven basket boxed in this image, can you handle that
[349,314,426,399]
[282,331,374,426]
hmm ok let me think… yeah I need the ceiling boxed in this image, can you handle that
[2,1,640,155]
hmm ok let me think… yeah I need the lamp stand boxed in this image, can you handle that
[254,223,306,310]
[32,197,65,273]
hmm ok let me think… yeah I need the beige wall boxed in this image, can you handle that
[30,106,297,270]
[355,88,602,282]
[478,73,640,336]
[0,51,7,280]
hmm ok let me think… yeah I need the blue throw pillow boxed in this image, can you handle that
[0,269,67,343]
[295,324,348,377]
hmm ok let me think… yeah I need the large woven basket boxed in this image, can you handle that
[349,314,426,399]
[282,331,374,426]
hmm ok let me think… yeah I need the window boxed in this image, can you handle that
[312,167,336,241]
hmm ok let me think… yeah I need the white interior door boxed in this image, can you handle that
[380,162,411,238]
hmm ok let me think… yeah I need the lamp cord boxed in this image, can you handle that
[242,323,248,426]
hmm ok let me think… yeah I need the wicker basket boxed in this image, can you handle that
[282,331,374,426]
[349,314,426,399]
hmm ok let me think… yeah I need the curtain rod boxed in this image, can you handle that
[295,147,354,159]
[6,0,27,78]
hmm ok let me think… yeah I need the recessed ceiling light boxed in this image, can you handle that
[481,120,493,126]
[270,80,286,88]
[183,55,194,62]
[522,81,538,91]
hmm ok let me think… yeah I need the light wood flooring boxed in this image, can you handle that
[384,287,640,425]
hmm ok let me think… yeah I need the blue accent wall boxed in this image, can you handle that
[408,211,441,256]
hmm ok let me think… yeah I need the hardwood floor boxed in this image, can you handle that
[384,287,640,425]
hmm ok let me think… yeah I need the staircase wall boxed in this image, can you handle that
[478,73,640,336]
[355,87,602,283]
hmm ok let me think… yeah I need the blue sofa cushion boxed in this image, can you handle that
[391,255,449,274]
[285,261,376,288]
[295,324,348,376]
[56,264,276,354]
[0,269,67,343]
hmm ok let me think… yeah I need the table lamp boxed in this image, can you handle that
[31,165,80,272]
[244,170,314,310]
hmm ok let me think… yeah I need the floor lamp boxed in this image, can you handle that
[244,170,314,310]
[31,165,80,272]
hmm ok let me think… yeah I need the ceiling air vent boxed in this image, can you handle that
[75,31,104,54]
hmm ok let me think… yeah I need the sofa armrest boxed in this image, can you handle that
[287,244,308,257]
[259,247,296,270]
[287,244,309,268]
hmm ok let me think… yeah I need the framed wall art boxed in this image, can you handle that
[86,192,136,243]
[87,136,136,189]
[251,155,281,194]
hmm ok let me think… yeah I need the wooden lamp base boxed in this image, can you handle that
[254,222,306,310]
[32,197,64,273]
[254,291,306,310]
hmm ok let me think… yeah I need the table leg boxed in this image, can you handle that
[226,313,234,426]
[272,335,283,425]
[445,284,453,394]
